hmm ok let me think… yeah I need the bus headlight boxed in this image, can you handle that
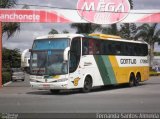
[30,79,36,82]
[56,78,68,82]
[30,79,42,82]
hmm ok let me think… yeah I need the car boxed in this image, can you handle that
[11,68,25,82]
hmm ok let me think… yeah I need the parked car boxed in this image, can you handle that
[12,68,25,82]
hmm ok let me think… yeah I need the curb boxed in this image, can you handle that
[2,81,12,87]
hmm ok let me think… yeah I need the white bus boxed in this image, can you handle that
[29,34,149,93]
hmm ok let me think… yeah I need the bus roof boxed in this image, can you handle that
[35,34,148,44]
[89,34,121,39]
[36,34,83,40]
[88,34,148,44]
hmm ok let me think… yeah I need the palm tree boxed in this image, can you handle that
[71,23,102,34]
[0,0,20,39]
[102,0,134,36]
[102,24,119,35]
[119,23,137,39]
[63,30,69,34]
[48,28,59,34]
[135,23,160,66]
[0,0,20,86]
[0,0,17,8]
[2,23,20,38]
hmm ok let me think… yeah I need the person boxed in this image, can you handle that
[155,64,159,72]
[83,41,89,55]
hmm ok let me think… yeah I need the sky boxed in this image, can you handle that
[2,0,160,52]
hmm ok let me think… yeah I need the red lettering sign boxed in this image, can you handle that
[0,9,70,23]
[77,0,130,24]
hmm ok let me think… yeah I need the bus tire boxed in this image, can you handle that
[129,73,135,87]
[82,76,92,93]
[50,89,60,94]
[135,73,141,86]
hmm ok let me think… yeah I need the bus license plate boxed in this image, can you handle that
[43,84,50,88]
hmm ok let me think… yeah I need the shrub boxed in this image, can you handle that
[2,72,11,84]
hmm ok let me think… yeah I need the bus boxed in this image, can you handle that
[29,34,149,93]
[21,49,30,73]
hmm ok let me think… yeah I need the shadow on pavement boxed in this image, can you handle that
[26,83,145,96]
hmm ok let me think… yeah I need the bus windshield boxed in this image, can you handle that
[30,38,69,76]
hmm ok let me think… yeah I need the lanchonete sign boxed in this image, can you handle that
[0,0,160,24]
[0,12,40,21]
[77,0,130,24]
[0,9,70,22]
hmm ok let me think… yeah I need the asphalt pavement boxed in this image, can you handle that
[0,74,160,113]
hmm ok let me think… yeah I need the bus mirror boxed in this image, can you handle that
[64,47,70,61]
[29,49,32,52]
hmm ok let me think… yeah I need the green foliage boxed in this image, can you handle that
[0,0,20,39]
[2,22,20,39]
[71,23,102,34]
[119,23,137,40]
[135,23,160,46]
[48,29,59,34]
[136,24,160,44]
[2,72,11,84]
[128,0,133,9]
[2,48,21,84]
[0,0,17,8]
[102,24,119,36]
[63,30,69,34]
[154,52,160,56]
[135,23,160,66]
[150,71,160,76]
[2,47,21,70]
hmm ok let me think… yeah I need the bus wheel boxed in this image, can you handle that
[135,74,141,86]
[50,89,60,94]
[82,76,92,93]
[129,74,135,87]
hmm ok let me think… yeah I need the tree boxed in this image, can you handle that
[48,28,58,34]
[102,0,134,37]
[22,4,30,9]
[71,23,102,34]
[135,23,160,66]
[102,24,119,36]
[0,0,17,8]
[118,0,135,39]
[0,0,20,39]
[119,23,137,39]
[63,30,69,34]
[2,23,20,39]
[128,0,134,9]
[2,48,21,69]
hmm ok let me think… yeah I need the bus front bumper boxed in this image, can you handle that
[30,81,68,90]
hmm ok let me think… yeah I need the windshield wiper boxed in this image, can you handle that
[36,57,47,75]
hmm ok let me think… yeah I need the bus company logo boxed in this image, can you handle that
[77,0,131,24]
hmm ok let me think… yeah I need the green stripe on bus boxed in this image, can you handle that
[94,55,117,85]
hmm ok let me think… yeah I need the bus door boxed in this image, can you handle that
[69,37,83,88]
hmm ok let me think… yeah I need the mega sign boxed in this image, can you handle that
[77,0,130,24]
[0,1,160,24]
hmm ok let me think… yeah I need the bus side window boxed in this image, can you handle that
[82,39,89,55]
[108,44,112,55]
[124,45,129,56]
[108,42,116,55]
[69,37,81,73]
[142,44,148,56]
[88,39,94,55]
[129,44,134,56]
[115,44,122,55]
[95,41,100,55]
[101,41,106,55]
